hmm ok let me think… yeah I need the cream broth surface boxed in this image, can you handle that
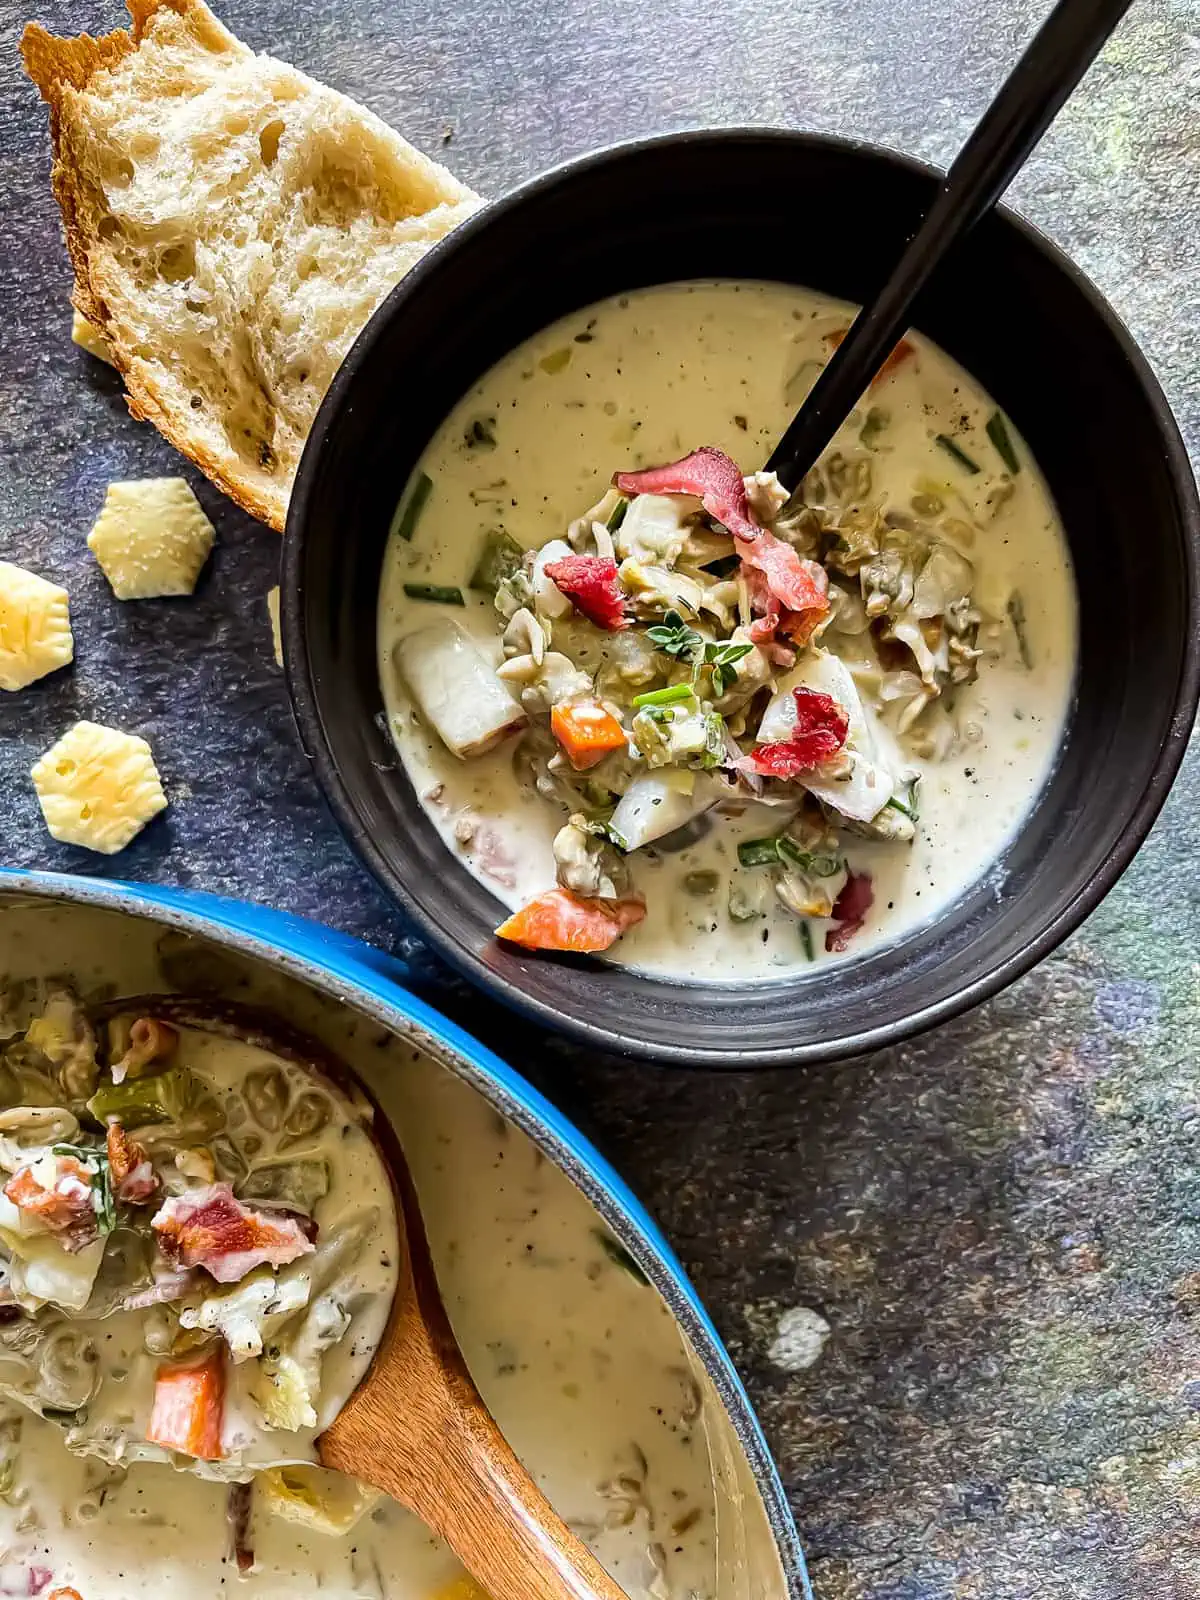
[0,902,757,1600]
[377,280,1077,980]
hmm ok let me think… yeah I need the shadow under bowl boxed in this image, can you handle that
[283,130,1200,1068]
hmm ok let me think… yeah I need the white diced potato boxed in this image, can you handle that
[609,771,717,851]
[531,540,575,618]
[615,493,697,566]
[758,650,896,823]
[395,619,527,759]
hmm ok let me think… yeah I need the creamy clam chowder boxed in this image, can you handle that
[378,280,1077,979]
[0,902,743,1599]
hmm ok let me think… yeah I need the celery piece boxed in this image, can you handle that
[469,529,524,594]
[87,1067,199,1128]
[241,1161,331,1213]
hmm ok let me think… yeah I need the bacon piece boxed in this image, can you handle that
[736,688,850,780]
[543,555,627,631]
[106,1124,159,1205]
[826,870,874,953]
[614,447,828,623]
[4,1157,98,1251]
[152,1184,315,1284]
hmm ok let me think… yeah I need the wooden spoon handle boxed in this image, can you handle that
[321,1387,628,1600]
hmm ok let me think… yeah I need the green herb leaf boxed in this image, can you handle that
[646,610,704,666]
[394,471,433,542]
[986,410,1020,474]
[403,583,465,606]
[705,640,753,696]
[934,434,981,475]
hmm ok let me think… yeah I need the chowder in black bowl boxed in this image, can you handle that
[283,131,1200,1067]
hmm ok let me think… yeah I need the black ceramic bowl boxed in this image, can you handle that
[283,130,1200,1068]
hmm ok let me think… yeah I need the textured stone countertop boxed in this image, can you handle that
[2,0,1199,1593]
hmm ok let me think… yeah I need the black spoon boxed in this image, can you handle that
[768,0,1136,493]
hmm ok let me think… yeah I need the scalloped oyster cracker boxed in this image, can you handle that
[0,561,73,690]
[31,720,167,853]
[88,478,215,600]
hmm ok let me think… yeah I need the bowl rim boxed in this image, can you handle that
[0,866,812,1597]
[283,126,1200,1069]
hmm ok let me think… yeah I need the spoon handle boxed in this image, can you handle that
[323,1361,630,1600]
[767,0,1135,490]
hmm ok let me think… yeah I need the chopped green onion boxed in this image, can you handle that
[403,583,465,606]
[800,921,816,962]
[469,529,524,593]
[631,682,694,710]
[886,794,914,820]
[737,837,783,868]
[539,347,572,375]
[986,410,1020,474]
[1007,591,1033,668]
[394,471,433,542]
[934,434,981,475]
[606,497,629,533]
[776,838,841,876]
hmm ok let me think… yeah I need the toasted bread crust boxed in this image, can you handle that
[22,0,473,532]
[23,2,288,527]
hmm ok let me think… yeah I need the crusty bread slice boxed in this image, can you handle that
[23,0,479,530]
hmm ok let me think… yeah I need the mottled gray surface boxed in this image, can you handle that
[2,0,1200,1593]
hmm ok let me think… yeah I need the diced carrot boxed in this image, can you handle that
[49,1590,84,1600]
[550,700,628,770]
[825,327,915,387]
[495,889,646,954]
[146,1349,225,1460]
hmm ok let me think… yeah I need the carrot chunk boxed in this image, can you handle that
[147,1349,225,1460]
[495,889,646,953]
[825,327,915,387]
[550,701,628,770]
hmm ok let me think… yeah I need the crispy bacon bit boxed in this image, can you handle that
[614,447,829,624]
[112,1016,178,1085]
[227,1482,255,1575]
[151,1184,315,1284]
[543,554,628,631]
[826,870,874,953]
[4,1157,98,1251]
[736,688,850,780]
[106,1124,159,1205]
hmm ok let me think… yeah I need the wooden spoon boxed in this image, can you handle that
[101,995,631,1600]
[319,1114,633,1600]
